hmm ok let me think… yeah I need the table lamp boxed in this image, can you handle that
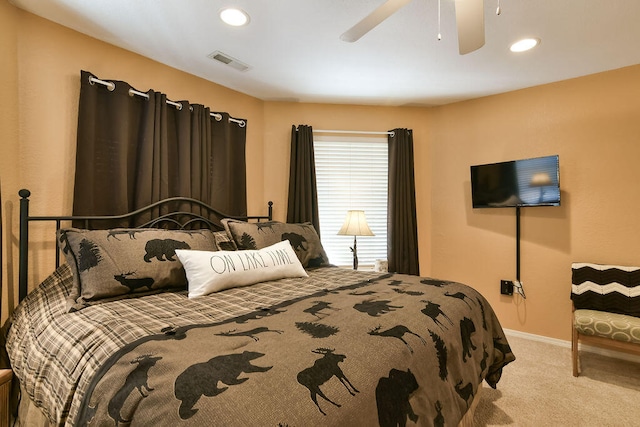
[337,210,374,270]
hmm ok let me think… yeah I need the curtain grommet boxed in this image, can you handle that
[89,76,115,91]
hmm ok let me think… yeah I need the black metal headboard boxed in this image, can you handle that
[18,189,273,302]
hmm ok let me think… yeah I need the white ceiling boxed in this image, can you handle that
[10,0,640,106]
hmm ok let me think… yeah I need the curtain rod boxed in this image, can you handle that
[307,129,395,136]
[88,76,246,127]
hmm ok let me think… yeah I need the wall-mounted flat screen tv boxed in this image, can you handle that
[471,155,560,208]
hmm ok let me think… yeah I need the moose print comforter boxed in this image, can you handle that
[7,265,514,426]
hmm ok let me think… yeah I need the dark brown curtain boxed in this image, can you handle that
[73,71,246,225]
[388,128,419,275]
[287,125,320,234]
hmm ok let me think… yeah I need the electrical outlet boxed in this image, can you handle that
[500,280,514,295]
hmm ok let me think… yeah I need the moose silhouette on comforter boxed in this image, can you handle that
[72,270,514,427]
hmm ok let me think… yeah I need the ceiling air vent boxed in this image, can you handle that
[207,51,250,72]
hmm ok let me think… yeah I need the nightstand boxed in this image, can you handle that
[0,369,11,427]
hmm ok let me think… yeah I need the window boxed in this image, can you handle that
[314,136,388,267]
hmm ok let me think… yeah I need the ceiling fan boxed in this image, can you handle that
[340,0,486,55]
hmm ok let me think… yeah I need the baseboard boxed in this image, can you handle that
[504,328,640,364]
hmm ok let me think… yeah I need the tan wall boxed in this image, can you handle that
[428,65,640,340]
[1,4,265,316]
[1,0,21,322]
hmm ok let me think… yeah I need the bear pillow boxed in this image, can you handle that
[58,227,218,311]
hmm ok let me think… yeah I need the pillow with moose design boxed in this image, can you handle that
[58,227,217,311]
[221,219,329,268]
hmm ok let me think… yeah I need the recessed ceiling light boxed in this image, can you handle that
[510,38,540,53]
[219,8,250,27]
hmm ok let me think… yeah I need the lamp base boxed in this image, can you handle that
[351,236,358,270]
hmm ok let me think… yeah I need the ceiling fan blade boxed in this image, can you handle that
[340,0,413,42]
[454,0,485,54]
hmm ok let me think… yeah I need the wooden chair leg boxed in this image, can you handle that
[572,324,579,377]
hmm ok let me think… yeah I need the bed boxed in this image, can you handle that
[5,189,515,427]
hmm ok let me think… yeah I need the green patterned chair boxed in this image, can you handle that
[571,262,640,376]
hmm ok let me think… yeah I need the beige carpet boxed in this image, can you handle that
[473,333,640,426]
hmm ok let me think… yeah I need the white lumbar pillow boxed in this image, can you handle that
[176,240,308,298]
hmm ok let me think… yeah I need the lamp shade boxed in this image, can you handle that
[337,210,375,237]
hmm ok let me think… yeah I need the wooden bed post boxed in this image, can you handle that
[18,189,30,302]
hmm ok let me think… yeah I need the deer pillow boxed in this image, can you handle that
[58,227,217,312]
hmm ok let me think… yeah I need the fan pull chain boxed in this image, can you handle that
[496,0,501,15]
[437,0,442,40]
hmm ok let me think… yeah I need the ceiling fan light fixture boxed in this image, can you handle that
[219,7,250,27]
[510,38,540,53]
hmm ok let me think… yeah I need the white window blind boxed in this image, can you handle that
[314,136,388,268]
